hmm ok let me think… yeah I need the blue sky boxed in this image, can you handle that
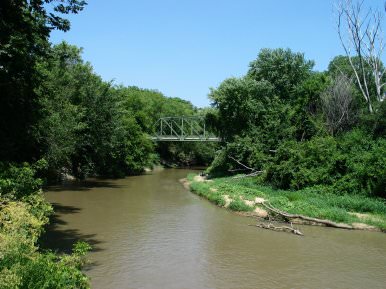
[50,0,385,107]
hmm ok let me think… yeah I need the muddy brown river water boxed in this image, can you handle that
[43,168,386,289]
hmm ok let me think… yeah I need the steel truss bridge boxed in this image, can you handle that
[150,116,220,142]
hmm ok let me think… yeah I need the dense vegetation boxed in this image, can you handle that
[35,43,215,180]
[1,1,214,288]
[206,48,386,199]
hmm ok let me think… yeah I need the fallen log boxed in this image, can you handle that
[248,223,304,236]
[261,202,353,230]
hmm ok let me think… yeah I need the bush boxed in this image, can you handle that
[0,161,46,200]
[335,130,386,197]
[0,196,90,289]
[360,100,386,137]
[264,130,386,197]
[0,161,90,288]
[265,136,340,190]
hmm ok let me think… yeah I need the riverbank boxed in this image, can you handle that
[183,174,386,232]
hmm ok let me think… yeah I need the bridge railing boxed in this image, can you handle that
[150,116,220,142]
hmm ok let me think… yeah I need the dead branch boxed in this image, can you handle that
[228,156,254,171]
[228,155,264,178]
[261,202,353,230]
[248,223,304,236]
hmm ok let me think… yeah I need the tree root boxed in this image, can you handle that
[248,223,304,236]
[261,202,353,230]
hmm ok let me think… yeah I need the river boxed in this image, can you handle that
[43,168,386,289]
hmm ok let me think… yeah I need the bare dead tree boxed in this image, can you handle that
[321,74,357,135]
[337,0,386,113]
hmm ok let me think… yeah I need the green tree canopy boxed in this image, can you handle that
[247,48,314,101]
[0,0,86,162]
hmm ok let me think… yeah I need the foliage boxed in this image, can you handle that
[0,161,46,200]
[290,72,330,140]
[117,86,218,166]
[207,47,385,199]
[335,130,386,197]
[0,0,86,162]
[360,100,386,137]
[263,130,386,198]
[0,197,90,289]
[265,136,340,190]
[209,77,274,140]
[247,48,314,100]
[0,164,90,288]
[208,48,320,178]
[35,43,84,178]
[328,55,386,111]
[35,43,161,178]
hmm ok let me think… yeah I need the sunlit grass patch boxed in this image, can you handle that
[228,198,253,212]
[187,173,386,231]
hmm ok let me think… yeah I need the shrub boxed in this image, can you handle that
[335,130,386,197]
[0,197,90,289]
[265,136,340,190]
[0,161,90,288]
[0,161,45,200]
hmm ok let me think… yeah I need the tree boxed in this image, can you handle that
[209,77,275,141]
[247,48,314,100]
[337,0,386,113]
[321,74,357,135]
[0,0,86,162]
[35,43,84,178]
[35,43,158,178]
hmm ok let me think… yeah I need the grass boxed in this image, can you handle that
[186,173,386,231]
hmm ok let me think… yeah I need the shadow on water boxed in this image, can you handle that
[39,203,104,256]
[45,179,123,192]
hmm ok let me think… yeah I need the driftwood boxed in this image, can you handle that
[261,202,353,230]
[248,223,304,236]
